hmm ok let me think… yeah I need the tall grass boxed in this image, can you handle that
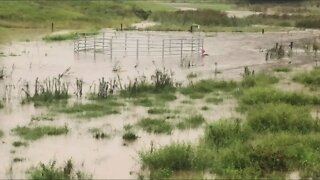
[241,73,279,88]
[177,114,206,130]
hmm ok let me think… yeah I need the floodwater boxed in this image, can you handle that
[0,30,319,178]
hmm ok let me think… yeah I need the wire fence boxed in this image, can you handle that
[74,31,205,61]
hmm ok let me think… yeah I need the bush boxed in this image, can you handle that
[247,103,316,133]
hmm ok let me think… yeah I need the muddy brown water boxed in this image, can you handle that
[0,30,319,178]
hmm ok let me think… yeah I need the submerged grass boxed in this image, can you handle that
[12,125,68,141]
[12,141,28,147]
[137,118,173,134]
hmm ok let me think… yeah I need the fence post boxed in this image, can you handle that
[110,38,113,60]
[197,37,200,61]
[191,37,194,53]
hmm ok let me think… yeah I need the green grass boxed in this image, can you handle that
[147,107,170,114]
[181,80,237,99]
[31,113,55,121]
[88,127,109,140]
[12,141,28,147]
[53,100,123,118]
[28,160,92,180]
[43,31,98,42]
[0,129,3,138]
[273,67,292,72]
[140,143,195,171]
[293,68,320,88]
[241,73,279,88]
[238,86,320,111]
[12,125,68,141]
[137,118,173,134]
[177,114,206,130]
[205,96,224,104]
[247,103,317,133]
[122,124,138,141]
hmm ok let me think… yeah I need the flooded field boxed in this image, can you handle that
[0,30,319,178]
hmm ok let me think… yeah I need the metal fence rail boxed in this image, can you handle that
[74,31,204,61]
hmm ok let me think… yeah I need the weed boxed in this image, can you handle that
[12,125,68,141]
[12,141,28,147]
[28,159,92,179]
[0,129,3,138]
[137,118,172,134]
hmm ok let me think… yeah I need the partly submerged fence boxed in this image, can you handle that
[74,31,205,61]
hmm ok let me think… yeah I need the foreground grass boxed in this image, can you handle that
[12,125,68,141]
[28,160,91,179]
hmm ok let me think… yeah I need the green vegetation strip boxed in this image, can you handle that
[12,125,68,140]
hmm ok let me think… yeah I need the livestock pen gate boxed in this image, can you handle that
[74,31,205,62]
